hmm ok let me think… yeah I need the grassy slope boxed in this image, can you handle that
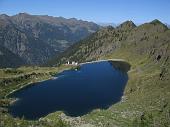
[81,32,170,126]
[44,46,170,127]
[0,65,77,127]
[0,21,169,127]
[46,21,170,127]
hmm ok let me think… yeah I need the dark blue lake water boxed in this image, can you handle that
[9,61,128,120]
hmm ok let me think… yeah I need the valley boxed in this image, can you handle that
[0,14,169,127]
[0,13,100,66]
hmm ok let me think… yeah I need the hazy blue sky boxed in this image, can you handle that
[0,0,169,23]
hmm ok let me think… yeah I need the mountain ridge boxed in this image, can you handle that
[47,19,169,66]
[46,19,170,126]
[0,17,170,126]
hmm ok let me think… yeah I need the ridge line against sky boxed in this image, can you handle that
[0,0,169,24]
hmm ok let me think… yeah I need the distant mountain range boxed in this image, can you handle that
[165,23,170,28]
[97,22,117,27]
[0,13,100,67]
[1,14,169,69]
[0,16,170,126]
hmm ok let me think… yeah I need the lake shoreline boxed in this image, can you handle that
[80,59,131,72]
[6,59,130,105]
[5,66,76,100]
[5,77,51,99]
[8,61,129,120]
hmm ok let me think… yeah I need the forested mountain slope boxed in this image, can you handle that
[0,13,100,66]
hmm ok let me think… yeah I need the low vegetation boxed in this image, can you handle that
[43,42,170,127]
[46,20,170,127]
[0,20,169,127]
[81,47,170,127]
[0,65,76,127]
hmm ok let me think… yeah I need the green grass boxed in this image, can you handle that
[0,65,75,127]
[0,45,169,126]
[43,46,170,127]
[79,43,170,127]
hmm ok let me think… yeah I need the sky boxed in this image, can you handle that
[0,0,169,24]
